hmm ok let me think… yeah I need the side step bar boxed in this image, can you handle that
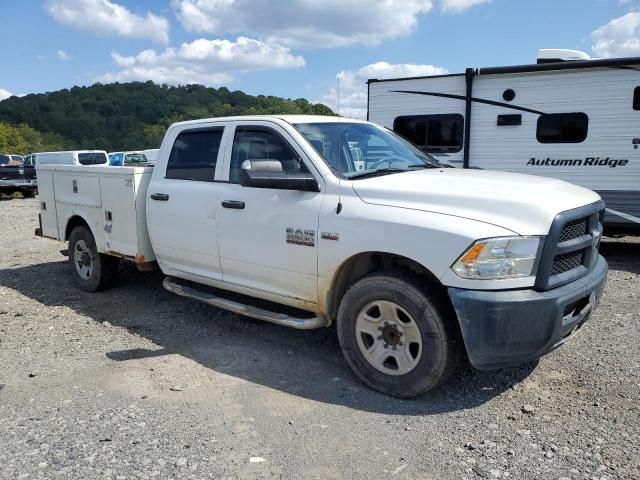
[163,276,328,330]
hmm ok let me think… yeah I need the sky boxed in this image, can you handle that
[0,0,639,118]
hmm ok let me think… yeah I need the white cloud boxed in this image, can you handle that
[592,11,640,57]
[171,0,433,48]
[0,89,13,101]
[46,0,170,44]
[318,62,448,119]
[57,49,70,60]
[99,37,305,86]
[440,0,491,13]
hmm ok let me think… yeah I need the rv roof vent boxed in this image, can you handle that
[537,49,591,64]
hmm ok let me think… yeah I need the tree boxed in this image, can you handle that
[0,81,337,151]
[0,123,29,154]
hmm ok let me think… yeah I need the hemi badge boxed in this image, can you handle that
[321,232,339,241]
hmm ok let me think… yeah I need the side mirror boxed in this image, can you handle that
[239,159,319,192]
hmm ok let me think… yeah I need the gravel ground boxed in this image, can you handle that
[0,197,639,480]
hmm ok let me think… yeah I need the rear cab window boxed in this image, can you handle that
[166,128,224,182]
[124,153,148,164]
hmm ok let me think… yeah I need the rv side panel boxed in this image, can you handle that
[369,66,640,229]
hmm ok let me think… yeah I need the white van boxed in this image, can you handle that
[35,150,108,166]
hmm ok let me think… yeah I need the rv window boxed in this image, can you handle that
[166,128,223,182]
[536,113,588,144]
[634,87,640,111]
[393,114,464,153]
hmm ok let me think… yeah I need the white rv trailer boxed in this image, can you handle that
[367,50,640,232]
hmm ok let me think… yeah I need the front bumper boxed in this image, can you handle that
[448,255,608,370]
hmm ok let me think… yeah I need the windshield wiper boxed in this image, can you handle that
[347,163,444,180]
[346,168,412,180]
[407,163,439,169]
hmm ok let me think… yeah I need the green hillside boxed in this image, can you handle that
[0,81,335,154]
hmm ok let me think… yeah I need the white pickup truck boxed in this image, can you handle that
[35,115,608,398]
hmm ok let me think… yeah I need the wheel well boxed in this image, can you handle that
[65,216,90,241]
[326,252,446,321]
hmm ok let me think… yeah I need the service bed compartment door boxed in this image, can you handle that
[54,174,101,207]
[37,171,59,238]
[101,176,138,257]
[217,122,324,303]
[146,124,227,281]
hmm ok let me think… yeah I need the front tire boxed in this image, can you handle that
[68,226,119,292]
[337,274,458,398]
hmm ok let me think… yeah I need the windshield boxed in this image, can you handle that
[293,122,441,179]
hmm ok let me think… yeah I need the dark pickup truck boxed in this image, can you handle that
[0,155,37,197]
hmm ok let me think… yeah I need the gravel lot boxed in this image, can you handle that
[1,197,639,480]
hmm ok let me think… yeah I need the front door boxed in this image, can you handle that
[146,124,228,281]
[217,122,325,303]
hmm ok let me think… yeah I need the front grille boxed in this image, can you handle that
[550,251,583,276]
[535,201,605,291]
[559,218,587,242]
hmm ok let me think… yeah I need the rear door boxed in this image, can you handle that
[146,123,229,281]
[216,121,325,303]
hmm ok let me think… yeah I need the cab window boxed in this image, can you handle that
[166,128,223,182]
[229,126,308,184]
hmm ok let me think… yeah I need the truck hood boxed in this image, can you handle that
[351,168,601,235]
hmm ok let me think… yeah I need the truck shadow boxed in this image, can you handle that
[2,259,539,415]
[599,238,640,275]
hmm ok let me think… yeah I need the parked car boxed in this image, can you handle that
[35,115,608,398]
[108,151,149,166]
[36,150,108,166]
[142,148,160,163]
[367,49,640,233]
[0,154,37,197]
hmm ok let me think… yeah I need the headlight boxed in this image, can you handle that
[452,236,544,280]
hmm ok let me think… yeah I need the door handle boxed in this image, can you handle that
[222,200,245,210]
[150,193,169,201]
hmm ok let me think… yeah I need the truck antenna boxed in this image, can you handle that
[337,117,343,215]
[337,76,340,116]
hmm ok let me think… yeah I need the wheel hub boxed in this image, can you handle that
[378,322,404,349]
[73,239,94,280]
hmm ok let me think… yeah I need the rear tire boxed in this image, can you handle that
[68,226,119,292]
[337,273,458,398]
